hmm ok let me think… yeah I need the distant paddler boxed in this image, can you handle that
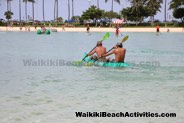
[41,25,46,34]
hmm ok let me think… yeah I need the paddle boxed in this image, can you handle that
[82,32,110,61]
[106,35,129,53]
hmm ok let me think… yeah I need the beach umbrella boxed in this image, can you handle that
[113,19,124,24]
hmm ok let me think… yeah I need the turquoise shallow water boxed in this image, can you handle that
[0,31,184,123]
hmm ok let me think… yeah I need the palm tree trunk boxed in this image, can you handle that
[56,0,58,20]
[32,2,34,22]
[164,0,167,27]
[72,0,74,18]
[97,0,99,8]
[43,0,45,21]
[7,0,9,25]
[7,0,8,11]
[54,0,58,22]
[19,0,21,23]
[111,0,113,11]
[68,0,70,20]
[25,1,27,21]
[9,1,11,12]
[54,0,56,21]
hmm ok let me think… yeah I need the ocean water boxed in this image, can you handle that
[0,31,184,123]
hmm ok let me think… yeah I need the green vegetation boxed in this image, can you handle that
[1,0,184,27]
[169,0,184,23]
[4,11,13,24]
[105,0,120,11]
[173,8,184,22]
[81,6,104,20]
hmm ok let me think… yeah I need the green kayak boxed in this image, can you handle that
[37,29,51,35]
[74,56,130,68]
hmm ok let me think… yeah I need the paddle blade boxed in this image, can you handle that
[122,35,129,43]
[102,32,110,41]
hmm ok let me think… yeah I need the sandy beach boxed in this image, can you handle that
[0,26,183,32]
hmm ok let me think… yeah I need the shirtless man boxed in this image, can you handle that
[100,42,126,63]
[87,41,106,61]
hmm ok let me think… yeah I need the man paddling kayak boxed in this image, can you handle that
[99,42,126,63]
[87,41,107,61]
[41,25,46,34]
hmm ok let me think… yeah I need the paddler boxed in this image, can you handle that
[99,42,126,63]
[41,25,46,34]
[87,41,107,61]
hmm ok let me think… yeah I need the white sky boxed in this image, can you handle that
[0,0,173,21]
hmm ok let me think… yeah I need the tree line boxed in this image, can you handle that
[3,0,184,25]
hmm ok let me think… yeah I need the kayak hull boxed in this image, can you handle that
[74,56,130,68]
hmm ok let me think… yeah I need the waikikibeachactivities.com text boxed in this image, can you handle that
[75,112,176,118]
[22,59,160,67]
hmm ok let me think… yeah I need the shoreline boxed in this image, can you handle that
[0,26,184,32]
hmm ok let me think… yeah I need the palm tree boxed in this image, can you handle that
[105,0,120,12]
[23,0,28,21]
[4,11,13,24]
[130,0,144,14]
[19,0,21,22]
[54,0,58,22]
[9,0,13,11]
[169,0,184,9]
[7,0,8,11]
[146,0,162,25]
[97,0,99,8]
[7,0,12,11]
[72,0,74,18]
[28,0,35,22]
[68,0,70,20]
[129,0,145,25]
[54,0,56,21]
[5,0,12,24]
[42,0,45,21]
[164,0,167,27]
[5,0,13,24]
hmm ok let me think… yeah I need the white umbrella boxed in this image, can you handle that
[113,19,124,24]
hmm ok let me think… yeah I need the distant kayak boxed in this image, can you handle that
[74,55,130,68]
[37,29,51,35]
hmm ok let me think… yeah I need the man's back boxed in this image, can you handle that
[95,46,106,57]
[114,48,126,62]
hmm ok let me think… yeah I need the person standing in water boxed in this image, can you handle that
[156,25,160,32]
[19,23,22,31]
[115,25,120,37]
[28,25,30,31]
[62,24,65,31]
[86,24,90,33]
[99,43,126,63]
[34,22,37,30]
